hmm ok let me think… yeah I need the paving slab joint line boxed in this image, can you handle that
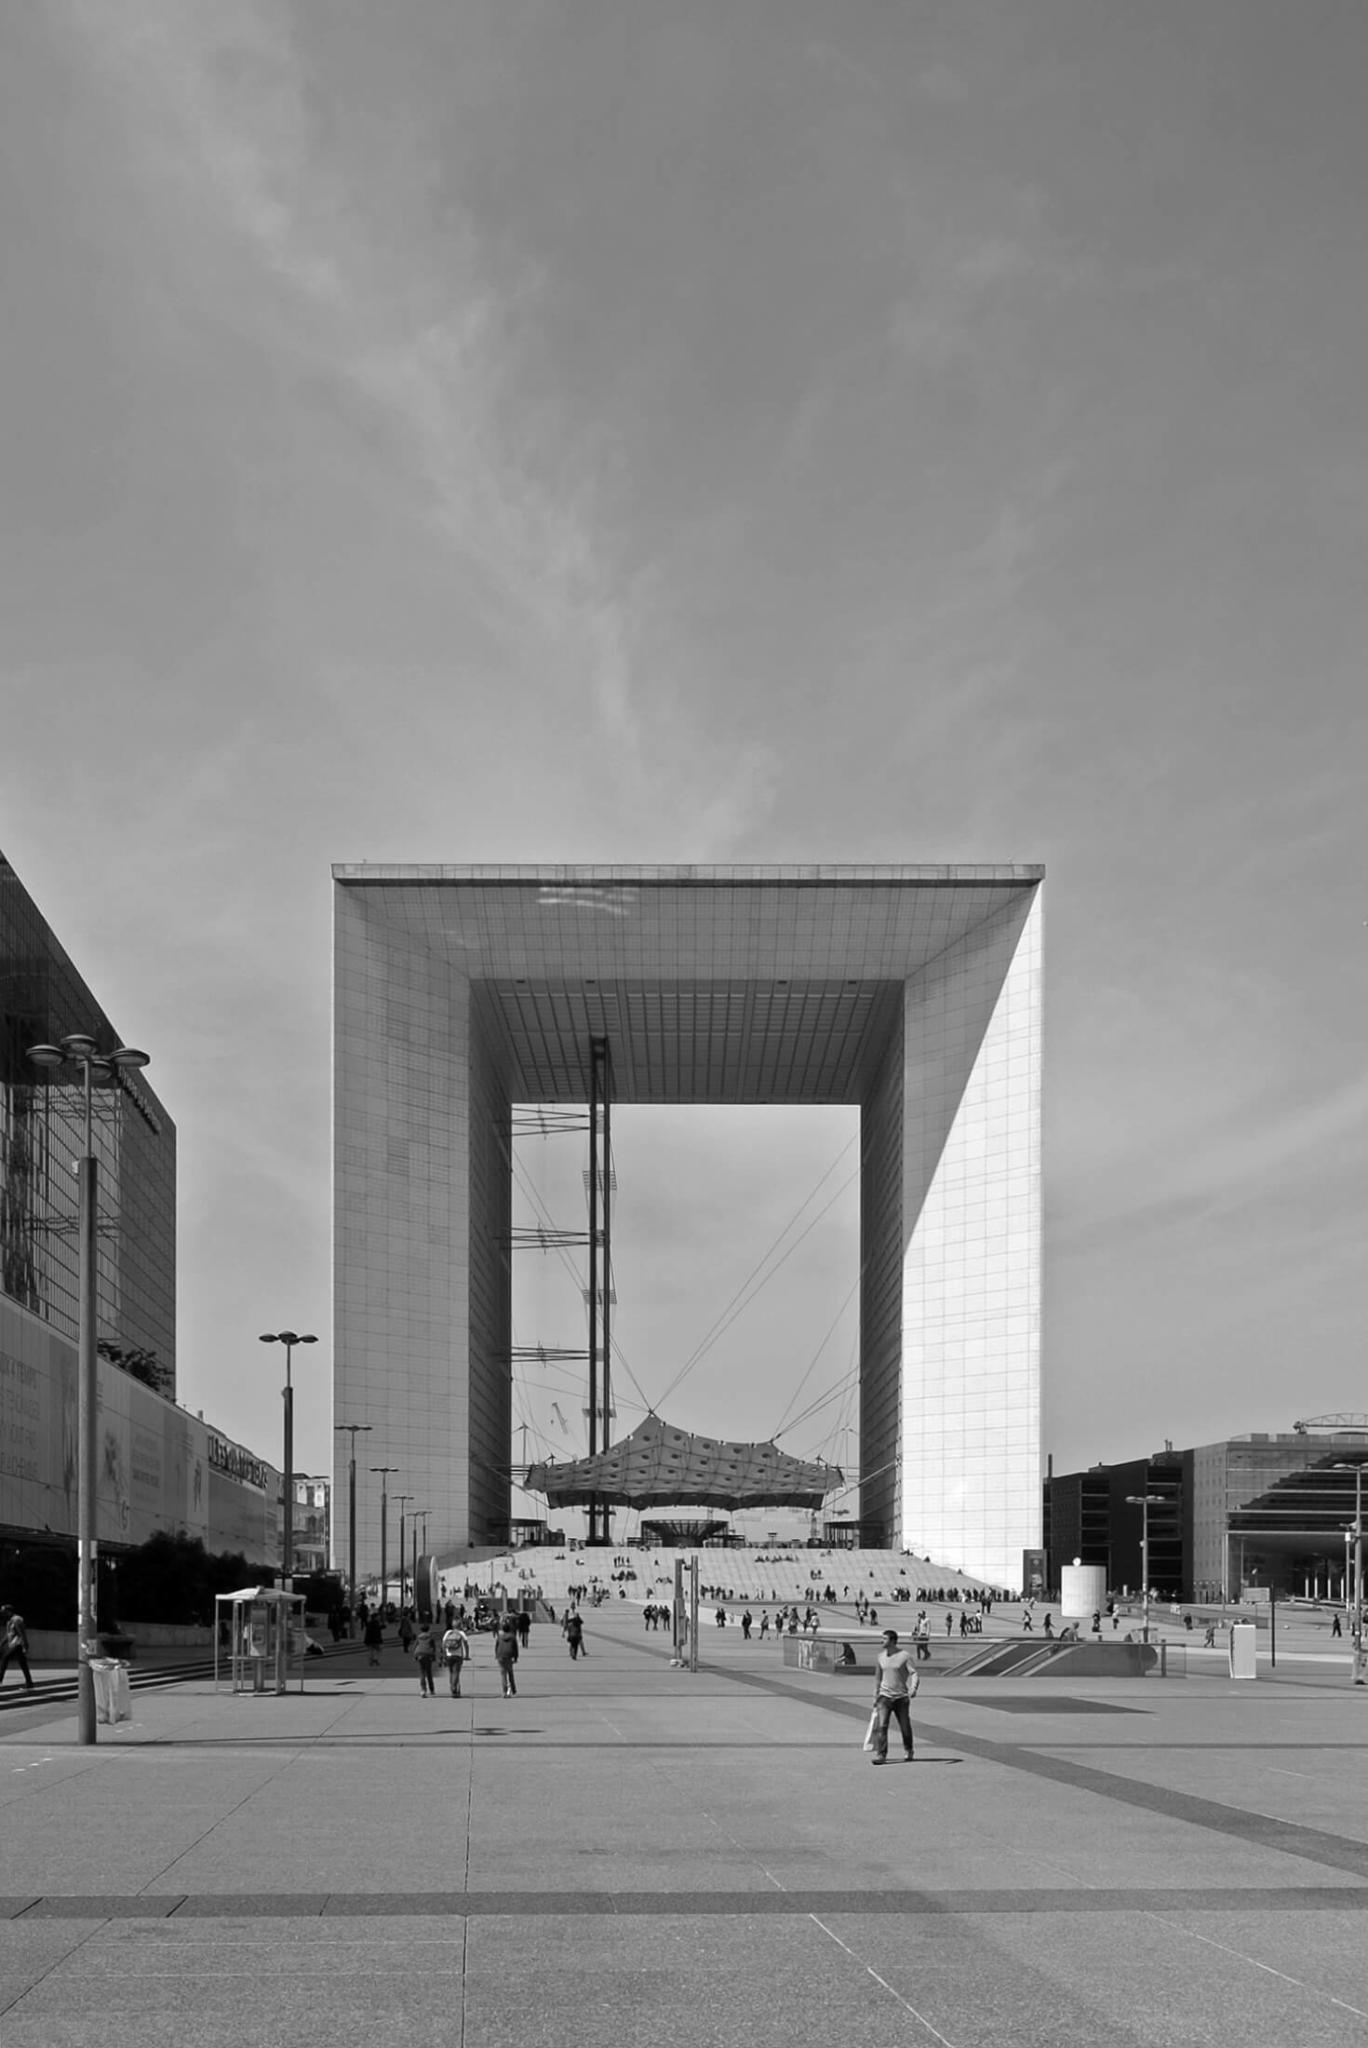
[11,1885,1368,1921]
[713,1650,1368,1886]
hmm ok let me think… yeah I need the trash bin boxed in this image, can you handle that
[90,1658,132,1725]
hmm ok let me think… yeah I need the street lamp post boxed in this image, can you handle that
[412,1511,429,1612]
[1332,1462,1365,1682]
[259,1332,317,1587]
[1125,1494,1165,1646]
[370,1468,397,1610]
[334,1423,372,1632]
[26,1035,151,1748]
[394,1495,413,1612]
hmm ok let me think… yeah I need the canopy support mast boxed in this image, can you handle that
[587,1036,613,1545]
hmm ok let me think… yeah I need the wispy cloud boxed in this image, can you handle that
[66,0,774,850]
[1056,1069,1368,1253]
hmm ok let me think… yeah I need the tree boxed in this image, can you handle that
[97,1341,172,1397]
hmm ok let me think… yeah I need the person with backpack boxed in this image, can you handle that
[363,1610,385,1667]
[493,1615,519,1696]
[413,1623,438,1697]
[564,1610,585,1660]
[0,1608,34,1691]
[442,1620,471,1696]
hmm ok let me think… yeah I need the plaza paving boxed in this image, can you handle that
[2,1606,1368,2046]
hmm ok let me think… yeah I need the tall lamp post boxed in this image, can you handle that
[1333,1462,1365,1682]
[371,1467,397,1610]
[334,1423,372,1630]
[1125,1494,1165,1646]
[259,1332,317,1587]
[412,1510,429,1611]
[394,1495,413,1611]
[26,1034,151,1748]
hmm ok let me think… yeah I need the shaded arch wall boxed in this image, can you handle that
[334,891,513,1578]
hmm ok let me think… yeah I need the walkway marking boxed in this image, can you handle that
[8,1886,1368,1921]
[810,1914,961,2044]
[1144,1911,1368,2025]
[707,1655,1368,1884]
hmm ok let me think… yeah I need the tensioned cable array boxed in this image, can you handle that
[506,1108,865,1514]
[494,1114,653,1424]
[771,1270,862,1442]
[653,1132,860,1411]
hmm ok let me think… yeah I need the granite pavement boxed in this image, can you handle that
[2,1607,1368,2045]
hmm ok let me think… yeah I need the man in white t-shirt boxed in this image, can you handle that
[869,1628,919,1765]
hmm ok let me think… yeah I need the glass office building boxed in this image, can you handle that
[0,853,288,1574]
[0,850,175,1387]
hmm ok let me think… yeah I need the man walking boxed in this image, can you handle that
[564,1611,585,1660]
[0,1608,35,1691]
[869,1629,919,1766]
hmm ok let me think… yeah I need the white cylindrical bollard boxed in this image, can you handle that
[1060,1563,1107,1620]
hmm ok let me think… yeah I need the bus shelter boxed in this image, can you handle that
[214,1586,307,1695]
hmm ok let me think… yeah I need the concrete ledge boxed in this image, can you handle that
[28,1621,213,1663]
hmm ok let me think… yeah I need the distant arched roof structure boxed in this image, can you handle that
[524,1413,840,1513]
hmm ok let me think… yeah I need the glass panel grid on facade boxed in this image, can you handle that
[1,855,175,1385]
[334,867,1042,1587]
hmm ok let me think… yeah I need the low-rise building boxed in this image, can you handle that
[1047,1429,1368,1602]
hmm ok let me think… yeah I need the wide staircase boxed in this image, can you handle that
[435,1544,992,1616]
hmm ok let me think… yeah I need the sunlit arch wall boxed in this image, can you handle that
[332,866,1042,1590]
[898,891,1041,1584]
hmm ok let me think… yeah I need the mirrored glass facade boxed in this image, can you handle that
[0,852,175,1384]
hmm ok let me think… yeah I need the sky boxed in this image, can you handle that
[2,0,1365,1511]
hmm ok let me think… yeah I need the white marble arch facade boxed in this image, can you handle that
[333,865,1042,1590]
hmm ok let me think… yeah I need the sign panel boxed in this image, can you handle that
[0,1296,278,1567]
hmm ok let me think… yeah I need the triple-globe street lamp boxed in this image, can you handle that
[26,1034,151,1747]
[259,1331,317,1586]
[1125,1494,1165,1646]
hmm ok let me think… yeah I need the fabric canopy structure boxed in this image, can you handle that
[524,1413,841,1513]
